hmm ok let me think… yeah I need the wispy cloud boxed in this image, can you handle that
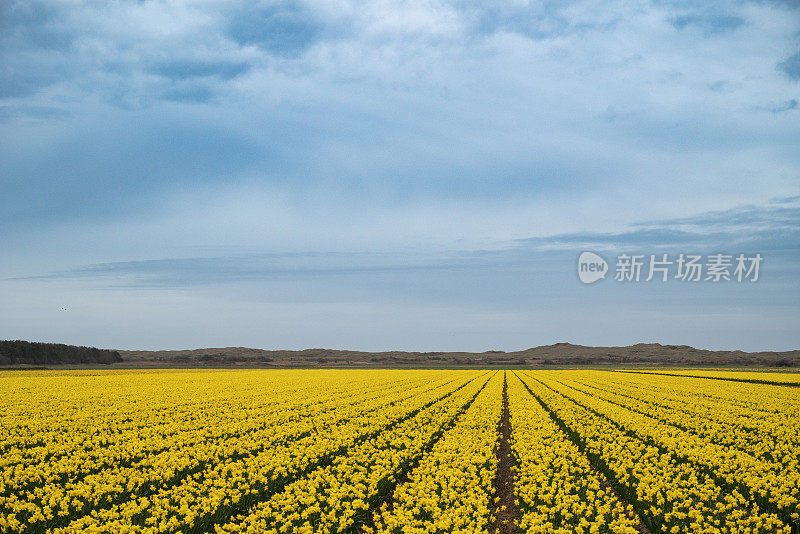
[777,51,800,81]
[457,0,620,40]
[669,10,744,36]
[760,99,798,113]
[516,197,800,252]
[226,1,326,57]
[16,198,799,289]
[13,253,459,288]
[149,60,251,82]
[636,197,800,227]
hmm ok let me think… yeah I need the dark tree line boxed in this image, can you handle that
[0,340,122,365]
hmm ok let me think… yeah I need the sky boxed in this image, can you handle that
[1,0,798,352]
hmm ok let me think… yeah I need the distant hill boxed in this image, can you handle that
[511,342,799,367]
[3,340,795,368]
[117,342,799,368]
[0,340,122,366]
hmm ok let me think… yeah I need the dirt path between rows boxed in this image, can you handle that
[489,372,519,534]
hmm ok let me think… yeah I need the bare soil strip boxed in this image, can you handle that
[489,372,519,534]
[514,372,652,534]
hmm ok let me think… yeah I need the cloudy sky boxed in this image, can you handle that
[1,0,798,352]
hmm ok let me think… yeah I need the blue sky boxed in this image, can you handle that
[1,0,798,351]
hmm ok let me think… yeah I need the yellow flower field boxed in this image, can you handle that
[0,369,797,533]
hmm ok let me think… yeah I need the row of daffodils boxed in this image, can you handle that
[1,368,797,533]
